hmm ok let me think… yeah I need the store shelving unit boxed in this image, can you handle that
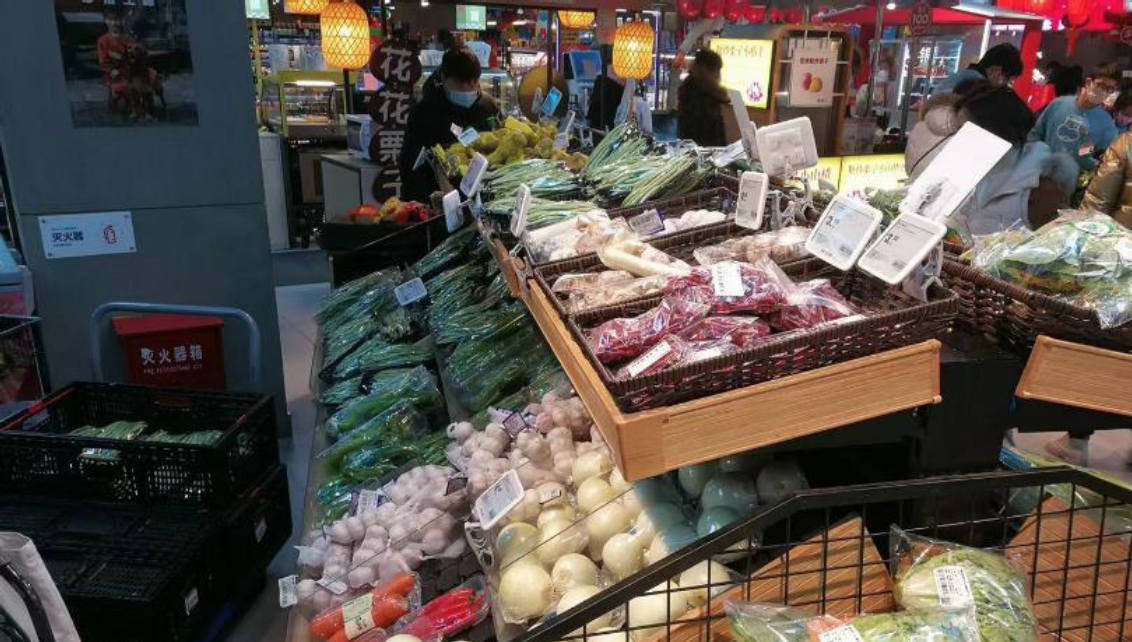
[1016,336,1132,418]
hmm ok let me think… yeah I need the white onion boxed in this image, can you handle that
[551,554,601,594]
[496,522,539,566]
[499,560,555,621]
[627,587,689,640]
[677,560,732,607]
[572,451,613,487]
[586,502,631,562]
[617,488,642,519]
[537,504,578,529]
[577,477,615,514]
[609,468,631,493]
[557,585,613,632]
[602,532,644,581]
[536,518,587,566]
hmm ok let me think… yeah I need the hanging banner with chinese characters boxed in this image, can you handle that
[368,40,422,201]
[789,44,836,108]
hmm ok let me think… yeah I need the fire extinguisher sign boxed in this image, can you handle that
[39,211,137,259]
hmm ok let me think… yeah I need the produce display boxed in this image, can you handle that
[693,227,812,266]
[434,116,586,175]
[727,602,979,642]
[972,213,1132,328]
[336,199,432,226]
[482,159,584,201]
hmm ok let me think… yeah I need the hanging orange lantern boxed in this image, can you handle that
[321,1,371,69]
[613,21,655,80]
[1025,0,1054,13]
[558,11,595,29]
[285,0,330,14]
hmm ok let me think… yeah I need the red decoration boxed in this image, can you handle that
[724,0,746,21]
[1025,0,1054,14]
[677,0,703,19]
[1067,0,1093,25]
[702,0,724,19]
[744,4,766,22]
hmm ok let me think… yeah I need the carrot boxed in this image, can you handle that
[372,572,416,599]
[311,593,411,640]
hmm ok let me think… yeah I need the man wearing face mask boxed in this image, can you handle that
[399,46,500,202]
[1029,64,1120,176]
[1105,82,1132,133]
[930,43,1022,96]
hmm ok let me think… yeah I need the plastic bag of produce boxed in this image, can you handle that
[727,601,980,642]
[598,239,692,278]
[320,400,431,472]
[322,271,403,337]
[433,302,526,347]
[771,279,856,332]
[316,267,402,327]
[414,227,479,280]
[563,275,671,315]
[664,259,791,316]
[694,227,812,267]
[325,366,441,439]
[324,316,381,365]
[615,334,694,379]
[329,337,433,382]
[552,271,638,294]
[399,576,491,642]
[586,294,713,363]
[679,316,772,348]
[891,526,1038,642]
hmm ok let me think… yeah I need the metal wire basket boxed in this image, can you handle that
[518,468,1132,642]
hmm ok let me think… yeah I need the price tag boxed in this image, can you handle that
[355,488,389,516]
[818,625,864,642]
[317,576,349,595]
[901,244,943,302]
[901,122,1012,223]
[460,152,489,197]
[628,209,665,236]
[502,410,536,436]
[804,195,883,271]
[624,340,673,378]
[473,468,524,529]
[710,262,746,297]
[689,346,726,362]
[458,127,480,146]
[184,587,199,615]
[255,517,268,542]
[278,575,298,608]
[712,140,745,168]
[511,184,532,237]
[443,190,464,233]
[540,487,563,503]
[413,147,428,170]
[858,213,947,285]
[394,277,428,306]
[342,593,377,639]
[735,171,769,231]
[553,132,569,151]
[932,565,974,608]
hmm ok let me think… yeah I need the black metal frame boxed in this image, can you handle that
[518,467,1132,642]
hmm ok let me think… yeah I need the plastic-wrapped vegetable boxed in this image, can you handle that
[679,316,772,348]
[433,303,526,346]
[562,275,670,315]
[324,316,381,365]
[400,576,491,642]
[413,227,479,280]
[325,367,441,439]
[71,421,148,462]
[598,240,692,278]
[693,227,812,266]
[310,573,417,641]
[587,294,713,363]
[142,430,223,445]
[615,334,693,379]
[320,401,430,472]
[331,338,433,382]
[322,272,402,337]
[316,267,402,327]
[340,432,449,483]
[664,260,791,316]
[771,279,856,332]
[727,601,979,642]
[892,527,1038,642]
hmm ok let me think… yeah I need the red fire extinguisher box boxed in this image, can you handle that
[112,314,227,390]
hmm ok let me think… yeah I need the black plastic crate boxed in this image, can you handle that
[0,382,277,506]
[328,215,452,287]
[222,465,292,580]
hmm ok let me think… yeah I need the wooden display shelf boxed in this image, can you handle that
[524,281,943,481]
[489,236,524,299]
[1017,336,1132,418]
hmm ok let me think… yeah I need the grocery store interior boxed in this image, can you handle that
[5,1,1132,642]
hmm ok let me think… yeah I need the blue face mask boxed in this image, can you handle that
[446,88,478,108]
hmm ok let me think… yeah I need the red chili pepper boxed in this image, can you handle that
[403,589,487,639]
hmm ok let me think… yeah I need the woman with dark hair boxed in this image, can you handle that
[906,79,1077,234]
[676,48,729,147]
[586,44,624,131]
[932,43,1023,95]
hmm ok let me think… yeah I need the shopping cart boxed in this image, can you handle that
[524,467,1132,642]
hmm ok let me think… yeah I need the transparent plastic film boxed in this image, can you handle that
[725,602,982,642]
[693,227,813,267]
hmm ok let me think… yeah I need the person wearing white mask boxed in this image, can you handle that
[398,46,499,201]
[1028,63,1121,177]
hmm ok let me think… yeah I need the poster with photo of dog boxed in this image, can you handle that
[55,0,198,127]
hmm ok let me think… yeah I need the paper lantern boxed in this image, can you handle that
[1067,0,1093,25]
[745,4,766,23]
[677,0,703,19]
[285,0,329,14]
[321,1,371,69]
[703,0,725,18]
[1025,0,1053,14]
[613,21,655,80]
[724,0,746,21]
[559,11,595,29]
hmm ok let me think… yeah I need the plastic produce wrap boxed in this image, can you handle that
[330,339,434,382]
[317,267,402,327]
[726,602,980,642]
[322,272,403,338]
[324,316,381,366]
[679,316,773,348]
[974,214,1132,328]
[771,279,856,332]
[320,400,431,472]
[432,302,526,347]
[525,211,621,264]
[562,275,671,315]
[400,576,491,642]
[448,326,541,413]
[413,227,479,280]
[325,367,442,440]
[552,271,638,294]
[654,209,729,237]
[664,260,791,316]
[615,335,693,379]
[310,573,419,641]
[587,295,713,363]
[892,527,1038,642]
[693,227,812,267]
[598,240,693,278]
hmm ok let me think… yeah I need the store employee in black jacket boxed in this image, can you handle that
[399,47,500,202]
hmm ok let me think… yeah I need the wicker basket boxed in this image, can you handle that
[563,258,958,412]
[942,260,1132,354]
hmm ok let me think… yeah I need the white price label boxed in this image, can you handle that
[394,277,428,306]
[932,565,974,608]
[689,346,725,362]
[342,592,377,639]
[355,488,388,516]
[819,625,864,642]
[511,184,533,237]
[413,147,429,170]
[474,469,525,529]
[443,190,464,233]
[804,195,884,271]
[553,132,569,151]
[624,340,673,378]
[711,262,746,297]
[712,140,745,168]
[858,213,946,285]
[460,152,489,197]
[255,517,268,542]
[450,123,464,137]
[901,122,1012,223]
[735,171,769,231]
[317,576,349,595]
[540,487,563,503]
[278,575,298,608]
[458,127,480,146]
[628,209,665,236]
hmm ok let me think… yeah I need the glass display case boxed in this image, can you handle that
[412,67,517,113]
[260,70,347,139]
[897,37,963,108]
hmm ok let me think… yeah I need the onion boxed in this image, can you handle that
[644,525,698,566]
[586,502,631,562]
[557,585,613,632]
[602,532,644,581]
[536,519,587,566]
[677,461,719,498]
[678,560,732,607]
[552,554,601,594]
[499,559,555,621]
[700,473,759,514]
[609,468,631,494]
[572,451,613,487]
[577,477,615,514]
[627,586,689,640]
[696,507,739,538]
[630,503,685,548]
[756,459,809,505]
[537,504,578,529]
[617,489,642,519]
[496,522,539,566]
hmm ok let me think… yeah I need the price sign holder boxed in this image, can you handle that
[858,212,947,285]
[541,87,563,116]
[394,277,428,306]
[457,127,480,146]
[628,209,665,236]
[735,171,769,230]
[901,244,944,302]
[804,194,883,271]
[460,152,489,198]
[473,469,524,529]
[510,184,533,237]
[443,190,464,232]
[553,132,569,151]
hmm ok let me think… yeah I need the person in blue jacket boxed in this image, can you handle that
[931,43,1023,96]
[1028,64,1120,175]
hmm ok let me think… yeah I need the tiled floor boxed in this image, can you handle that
[226,283,328,642]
